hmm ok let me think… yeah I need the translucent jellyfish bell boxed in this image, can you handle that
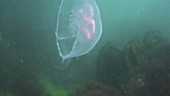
[56,0,102,61]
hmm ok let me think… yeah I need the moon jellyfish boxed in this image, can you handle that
[56,0,102,61]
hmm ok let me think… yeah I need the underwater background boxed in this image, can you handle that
[0,0,170,96]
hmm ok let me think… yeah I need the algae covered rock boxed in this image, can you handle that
[0,91,13,96]
[145,43,170,96]
[123,40,149,76]
[69,82,122,96]
[96,41,128,92]
[123,40,150,96]
[125,73,150,96]
[143,29,167,52]
[40,78,70,96]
